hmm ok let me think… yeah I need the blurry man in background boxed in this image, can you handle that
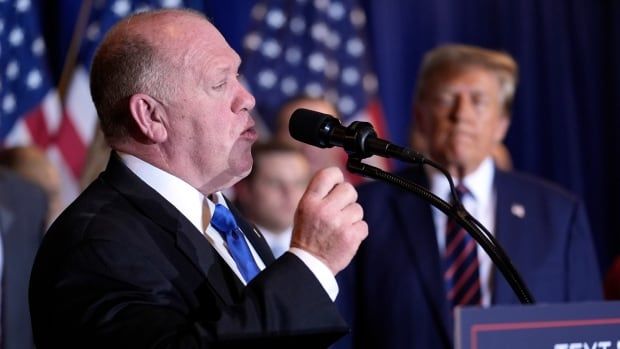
[335,44,601,349]
[79,127,111,190]
[0,166,47,349]
[0,145,62,225]
[236,141,311,258]
[410,127,513,171]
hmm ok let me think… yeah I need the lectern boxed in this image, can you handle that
[455,302,620,349]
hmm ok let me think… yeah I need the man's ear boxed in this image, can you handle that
[128,93,168,143]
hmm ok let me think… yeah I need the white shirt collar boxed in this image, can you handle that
[118,152,265,285]
[118,152,206,232]
[427,157,495,204]
[257,224,293,258]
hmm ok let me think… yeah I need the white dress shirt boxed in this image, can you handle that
[119,152,338,300]
[257,225,293,259]
[428,157,496,307]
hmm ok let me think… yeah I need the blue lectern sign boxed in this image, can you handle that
[455,302,620,349]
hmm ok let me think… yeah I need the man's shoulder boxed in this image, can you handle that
[0,168,48,226]
[0,167,47,203]
[47,178,145,244]
[37,177,167,281]
[496,170,580,205]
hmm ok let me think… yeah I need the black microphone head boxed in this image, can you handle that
[289,108,339,148]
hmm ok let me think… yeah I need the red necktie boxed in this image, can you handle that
[443,184,481,309]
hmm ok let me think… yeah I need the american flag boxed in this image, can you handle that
[0,0,66,197]
[241,0,389,141]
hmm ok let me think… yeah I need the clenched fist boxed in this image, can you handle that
[290,167,368,275]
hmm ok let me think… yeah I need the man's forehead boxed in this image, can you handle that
[435,84,495,94]
[430,69,500,91]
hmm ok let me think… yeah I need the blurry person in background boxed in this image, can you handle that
[0,145,62,225]
[79,126,111,190]
[0,166,47,348]
[235,141,311,258]
[411,126,513,171]
[335,44,601,349]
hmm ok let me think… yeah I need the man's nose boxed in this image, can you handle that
[232,81,256,114]
[450,94,474,123]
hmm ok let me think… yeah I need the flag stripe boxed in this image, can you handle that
[24,107,53,148]
[56,111,88,178]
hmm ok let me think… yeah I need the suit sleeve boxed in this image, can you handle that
[331,261,357,349]
[566,201,603,301]
[32,239,347,349]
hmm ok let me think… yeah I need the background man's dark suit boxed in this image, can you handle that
[0,169,47,349]
[29,155,347,348]
[335,167,602,349]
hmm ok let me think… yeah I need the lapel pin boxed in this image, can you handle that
[253,227,262,238]
[511,203,526,219]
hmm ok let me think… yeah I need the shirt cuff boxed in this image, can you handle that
[288,247,339,301]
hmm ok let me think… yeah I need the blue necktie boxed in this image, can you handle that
[444,184,481,309]
[210,203,260,282]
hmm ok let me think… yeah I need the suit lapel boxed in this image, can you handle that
[174,216,245,303]
[492,170,525,304]
[101,153,243,304]
[393,168,453,341]
[225,197,276,266]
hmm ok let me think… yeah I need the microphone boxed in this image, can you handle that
[289,109,535,304]
[289,108,425,163]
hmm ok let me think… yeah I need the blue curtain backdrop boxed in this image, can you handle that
[47,0,620,274]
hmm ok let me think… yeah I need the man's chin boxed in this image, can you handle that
[231,158,253,179]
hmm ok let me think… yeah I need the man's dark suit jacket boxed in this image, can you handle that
[334,167,602,349]
[0,169,47,349]
[29,154,347,348]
